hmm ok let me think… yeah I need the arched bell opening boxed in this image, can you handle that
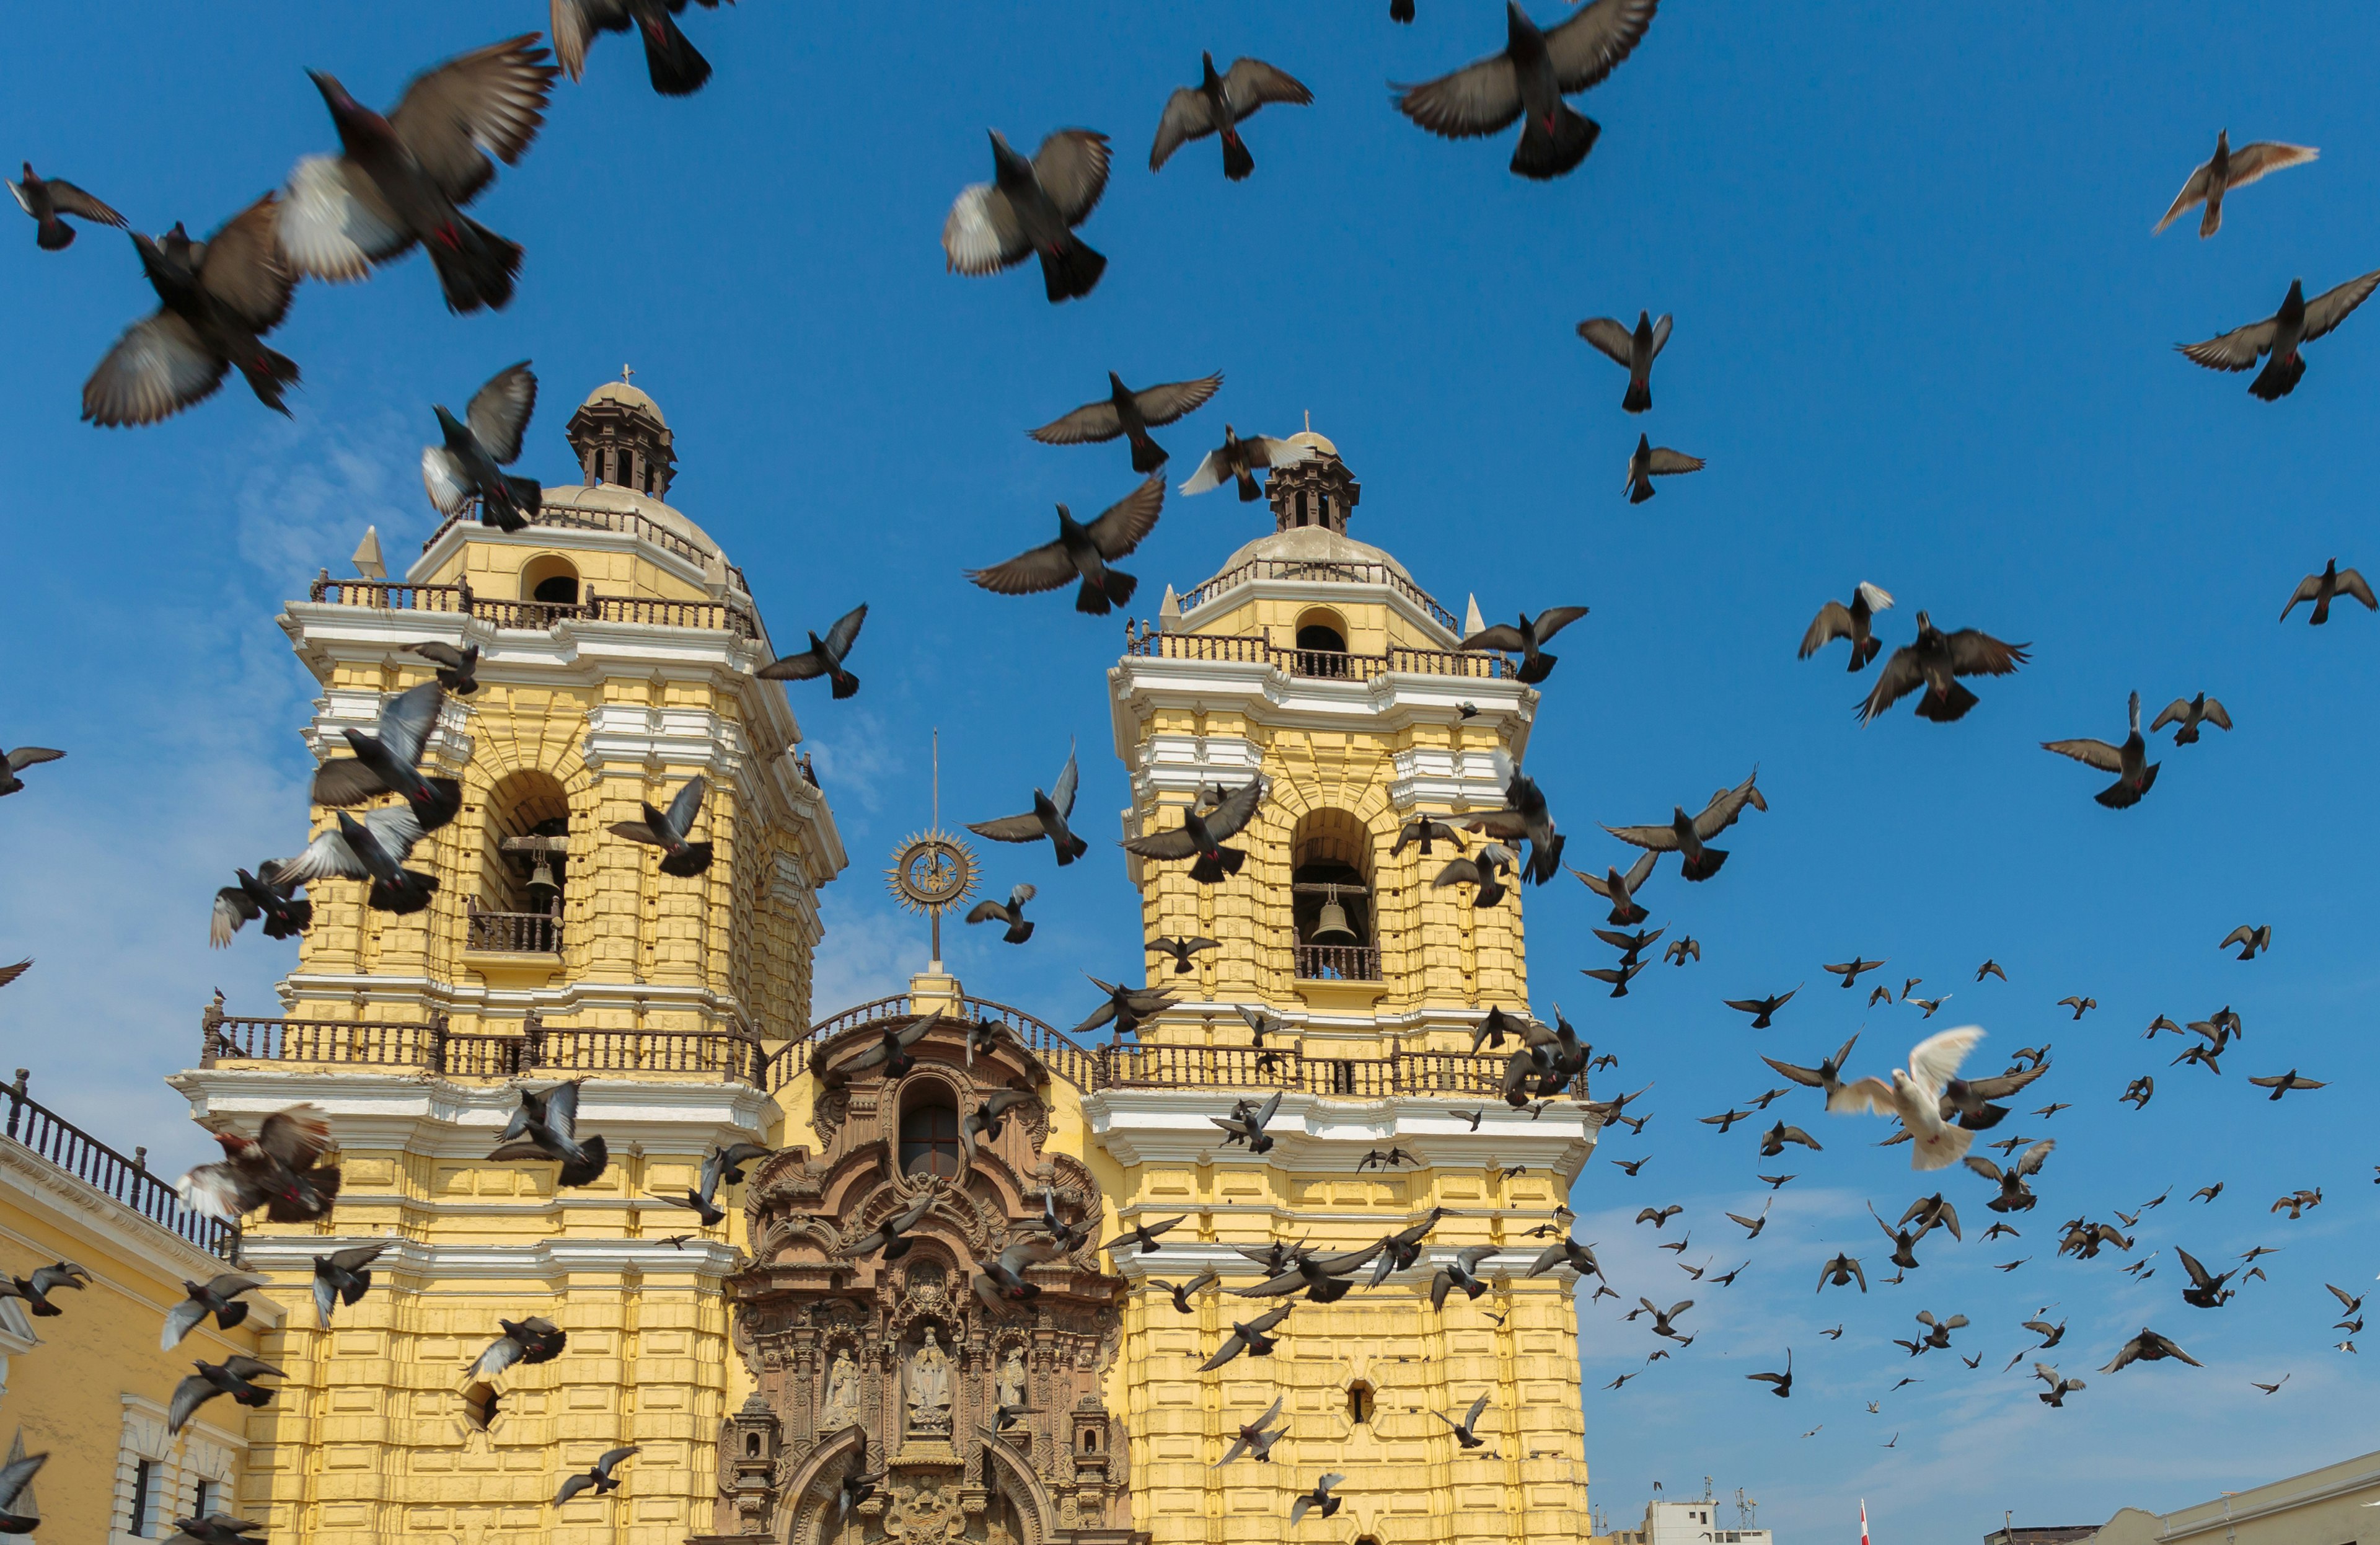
[470,769,569,953]
[1289,808,1379,981]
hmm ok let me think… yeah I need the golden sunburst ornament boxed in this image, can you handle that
[886,830,977,916]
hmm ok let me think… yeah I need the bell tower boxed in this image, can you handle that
[173,378,849,1545]
[1093,423,1598,1545]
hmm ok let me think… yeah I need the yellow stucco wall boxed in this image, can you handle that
[0,1127,274,1541]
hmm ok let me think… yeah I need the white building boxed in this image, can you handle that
[1605,1492,1776,1545]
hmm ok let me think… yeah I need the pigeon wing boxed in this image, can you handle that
[1799,601,1854,657]
[2301,267,2380,343]
[1130,374,1223,428]
[1028,398,1125,445]
[43,177,128,228]
[1222,58,1313,116]
[1545,0,1661,91]
[83,311,229,427]
[1051,743,1080,817]
[1031,130,1112,226]
[943,182,1028,273]
[1149,87,1217,171]
[195,195,298,332]
[2041,737,2123,772]
[1576,317,1635,366]
[2179,316,2275,371]
[1943,629,2027,678]
[664,776,708,841]
[374,680,446,769]
[1602,822,1681,852]
[464,361,538,464]
[1198,776,1267,841]
[2152,159,2213,233]
[2221,141,2319,188]
[966,538,1078,596]
[386,34,558,205]
[1083,474,1166,559]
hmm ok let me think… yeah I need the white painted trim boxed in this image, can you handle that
[167,1069,775,1158]
[0,1138,250,1290]
[232,1232,740,1282]
[1081,1088,1595,1174]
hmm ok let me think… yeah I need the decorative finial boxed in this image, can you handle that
[1304,409,1311,432]
[621,364,635,383]
[351,525,386,580]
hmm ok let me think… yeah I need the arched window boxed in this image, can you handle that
[520,553,580,604]
[1295,490,1310,526]
[899,1096,963,1178]
[1347,1381,1375,1425]
[1292,608,1349,678]
[744,1432,760,1457]
[1080,1427,1100,1453]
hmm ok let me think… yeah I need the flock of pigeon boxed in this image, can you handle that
[2,1,2374,1535]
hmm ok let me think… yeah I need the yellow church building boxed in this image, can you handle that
[145,383,1598,1544]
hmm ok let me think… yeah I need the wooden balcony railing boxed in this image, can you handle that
[200,1005,762,1084]
[2,1069,239,1260]
[764,998,1582,1104]
[1123,628,1509,681]
[1174,557,1461,631]
[420,497,752,594]
[770,994,1102,1093]
[465,899,561,954]
[306,575,759,640]
[1293,944,1383,981]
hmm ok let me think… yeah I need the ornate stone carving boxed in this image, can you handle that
[718,1012,1138,1545]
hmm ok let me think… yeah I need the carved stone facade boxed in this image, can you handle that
[694,1014,1144,1545]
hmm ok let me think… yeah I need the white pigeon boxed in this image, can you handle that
[1826,1025,1985,1170]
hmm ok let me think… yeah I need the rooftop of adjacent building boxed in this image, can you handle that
[1984,1530,2099,1545]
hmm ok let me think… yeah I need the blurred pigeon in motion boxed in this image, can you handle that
[2280,559,2377,625]
[169,1357,284,1433]
[10,162,126,249]
[966,884,1038,944]
[1800,582,1895,671]
[1180,425,1315,501]
[1393,0,1660,180]
[2155,131,2318,239]
[1150,935,1221,973]
[1464,756,1566,883]
[1123,776,1267,883]
[759,603,868,697]
[178,1105,342,1223]
[943,130,1112,303]
[967,476,1166,616]
[1858,611,2029,723]
[312,1242,390,1327]
[2179,270,2380,401]
[1625,433,1704,503]
[420,361,540,531]
[1031,372,1222,473]
[1458,606,1589,685]
[466,1315,568,1379]
[0,746,63,797]
[84,198,301,426]
[555,1446,640,1507]
[408,641,480,696]
[1828,1027,1986,1170]
[2151,692,2230,745]
[1603,768,1763,882]
[553,0,731,95]
[969,742,1092,865]
[1438,843,1519,908]
[0,1259,89,1317]
[273,808,439,915]
[2042,691,2159,808]
[1576,309,1670,412]
[311,681,461,832]
[209,865,312,948]
[278,35,559,313]
[1150,54,1312,181]
[162,1272,267,1348]
[609,776,712,877]
[488,1079,609,1186]
[0,1451,43,1533]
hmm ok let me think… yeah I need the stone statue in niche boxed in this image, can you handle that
[905,1326,954,1438]
[822,1347,862,1431]
[997,1347,1026,1411]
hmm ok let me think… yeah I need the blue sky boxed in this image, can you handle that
[6,1,2379,1535]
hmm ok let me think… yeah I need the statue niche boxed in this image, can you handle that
[704,1006,1142,1545]
[903,1326,956,1441]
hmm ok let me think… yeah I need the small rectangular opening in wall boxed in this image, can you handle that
[130,1457,154,1536]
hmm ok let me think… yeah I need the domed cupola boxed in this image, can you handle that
[565,370,677,498]
[1266,414,1361,534]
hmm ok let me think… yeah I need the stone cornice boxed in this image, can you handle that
[232,1231,740,1282]
[1179,577,1461,649]
[269,972,776,1032]
[166,1068,774,1155]
[1102,1241,1566,1290]
[1080,1089,1595,1175]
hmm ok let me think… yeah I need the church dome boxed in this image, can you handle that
[534,480,725,563]
[579,379,667,428]
[1283,426,1337,459]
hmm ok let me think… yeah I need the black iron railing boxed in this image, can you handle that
[2,1070,240,1260]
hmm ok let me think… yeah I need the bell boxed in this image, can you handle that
[1311,896,1359,944]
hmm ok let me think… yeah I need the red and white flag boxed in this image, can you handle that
[1861,1500,1871,1545]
